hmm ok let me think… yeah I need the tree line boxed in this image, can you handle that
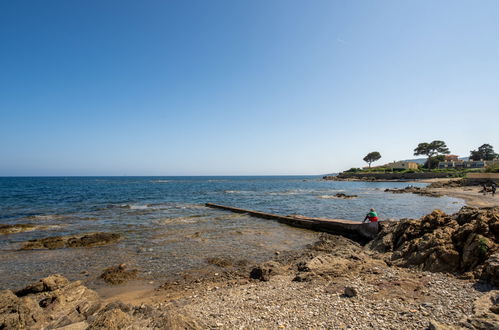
[363,142,497,169]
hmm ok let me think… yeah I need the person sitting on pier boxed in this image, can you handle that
[363,208,379,223]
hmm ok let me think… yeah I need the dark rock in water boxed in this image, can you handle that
[334,193,358,199]
[206,257,233,268]
[344,287,357,297]
[0,223,42,235]
[367,207,499,284]
[100,264,139,285]
[20,232,122,250]
[384,186,442,197]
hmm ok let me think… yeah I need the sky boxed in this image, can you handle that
[0,0,498,176]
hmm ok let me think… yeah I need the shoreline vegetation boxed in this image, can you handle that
[1,179,499,329]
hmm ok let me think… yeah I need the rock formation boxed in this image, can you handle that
[100,264,139,285]
[368,207,499,282]
[0,275,198,329]
[20,232,122,250]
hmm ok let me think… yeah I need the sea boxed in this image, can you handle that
[0,176,464,290]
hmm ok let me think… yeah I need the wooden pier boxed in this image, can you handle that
[205,203,380,243]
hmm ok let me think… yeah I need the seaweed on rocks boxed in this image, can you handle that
[100,264,139,285]
[20,232,122,250]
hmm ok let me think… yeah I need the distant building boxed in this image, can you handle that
[438,160,486,169]
[445,155,459,161]
[385,161,419,170]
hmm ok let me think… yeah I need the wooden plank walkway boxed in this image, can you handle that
[205,203,380,242]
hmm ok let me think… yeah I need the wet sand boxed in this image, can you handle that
[421,178,499,208]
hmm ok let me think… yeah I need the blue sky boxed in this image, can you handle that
[1,0,498,176]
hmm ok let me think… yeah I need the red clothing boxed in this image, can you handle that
[368,216,378,222]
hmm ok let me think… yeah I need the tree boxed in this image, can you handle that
[363,151,381,168]
[470,144,497,161]
[413,140,450,169]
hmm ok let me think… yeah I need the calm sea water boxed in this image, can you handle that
[0,176,464,290]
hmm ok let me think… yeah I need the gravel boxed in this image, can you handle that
[180,265,483,329]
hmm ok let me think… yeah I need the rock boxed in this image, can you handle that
[0,290,42,329]
[334,193,358,199]
[250,267,271,281]
[89,308,134,329]
[384,186,443,197]
[0,223,43,235]
[427,179,463,188]
[292,274,314,282]
[16,273,70,296]
[344,287,357,297]
[464,290,499,329]
[368,207,499,282]
[0,275,199,329]
[481,253,499,287]
[0,274,101,329]
[206,257,233,268]
[55,321,89,330]
[20,232,122,250]
[250,262,282,282]
[427,319,454,329]
[100,264,139,285]
[298,255,352,277]
[310,233,362,256]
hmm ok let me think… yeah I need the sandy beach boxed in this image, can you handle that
[421,178,499,208]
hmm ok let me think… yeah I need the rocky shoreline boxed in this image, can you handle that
[2,206,499,329]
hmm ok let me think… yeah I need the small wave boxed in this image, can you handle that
[25,214,69,221]
[214,213,246,220]
[223,190,254,194]
[317,195,338,199]
[267,189,345,196]
[155,214,208,225]
[129,204,151,210]
[173,203,206,209]
[150,180,172,183]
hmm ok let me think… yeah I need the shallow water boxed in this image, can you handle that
[0,176,464,290]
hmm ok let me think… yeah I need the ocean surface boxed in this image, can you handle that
[0,176,464,290]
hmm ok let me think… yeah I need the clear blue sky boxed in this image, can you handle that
[1,0,498,176]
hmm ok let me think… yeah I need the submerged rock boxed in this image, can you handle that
[206,257,234,268]
[100,264,139,285]
[20,232,122,250]
[0,223,43,235]
[334,193,358,199]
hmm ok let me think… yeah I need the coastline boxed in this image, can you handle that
[2,180,498,329]
[414,178,498,208]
